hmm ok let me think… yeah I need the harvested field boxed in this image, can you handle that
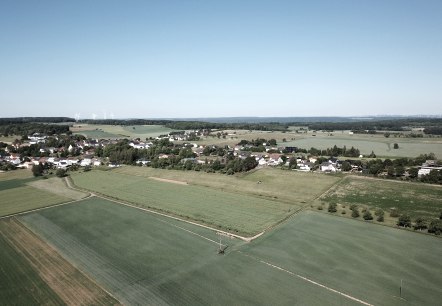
[0,186,71,217]
[28,177,88,200]
[0,218,120,305]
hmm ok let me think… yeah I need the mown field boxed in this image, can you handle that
[71,124,176,139]
[0,171,73,217]
[321,176,442,219]
[71,170,297,235]
[113,166,340,205]
[19,199,442,305]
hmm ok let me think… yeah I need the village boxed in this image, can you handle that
[1,130,441,183]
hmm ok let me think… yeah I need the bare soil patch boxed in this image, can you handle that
[149,176,188,185]
[1,218,120,306]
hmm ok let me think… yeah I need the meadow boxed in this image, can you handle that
[70,170,297,235]
[321,176,442,219]
[19,198,442,305]
[71,124,176,139]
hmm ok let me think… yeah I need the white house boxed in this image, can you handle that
[320,162,337,172]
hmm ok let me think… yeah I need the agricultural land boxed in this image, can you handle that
[13,198,442,306]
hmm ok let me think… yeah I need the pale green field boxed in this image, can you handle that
[71,124,176,139]
[0,186,70,217]
[0,171,72,217]
[71,170,298,235]
[113,166,340,205]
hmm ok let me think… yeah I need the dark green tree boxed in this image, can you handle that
[397,214,411,227]
[328,203,337,213]
[31,163,44,177]
[363,210,373,220]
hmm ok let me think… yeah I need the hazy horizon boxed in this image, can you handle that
[1,1,441,118]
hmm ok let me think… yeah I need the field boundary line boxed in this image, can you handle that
[67,173,267,241]
[157,218,226,246]
[91,192,263,242]
[237,251,374,306]
[0,195,93,221]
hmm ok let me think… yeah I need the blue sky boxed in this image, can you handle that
[1,0,441,119]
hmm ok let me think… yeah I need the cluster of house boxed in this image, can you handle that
[1,154,103,170]
[417,160,442,177]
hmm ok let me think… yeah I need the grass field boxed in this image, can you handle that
[71,170,296,235]
[321,176,442,219]
[19,198,442,305]
[113,166,340,205]
[71,124,176,139]
[0,220,63,305]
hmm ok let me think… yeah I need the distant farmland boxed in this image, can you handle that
[70,170,297,236]
[71,124,176,139]
[18,198,442,306]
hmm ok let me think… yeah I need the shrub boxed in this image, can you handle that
[55,168,67,178]
[328,203,337,213]
[413,217,427,230]
[341,210,346,215]
[390,208,400,218]
[317,205,323,210]
[397,214,411,227]
[363,210,373,220]
[428,220,442,235]
[351,208,360,218]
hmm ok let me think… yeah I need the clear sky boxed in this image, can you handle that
[1,0,441,119]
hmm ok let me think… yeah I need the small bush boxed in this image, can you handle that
[390,208,400,218]
[363,210,373,220]
[351,208,360,218]
[341,210,346,215]
[397,214,411,227]
[317,205,323,210]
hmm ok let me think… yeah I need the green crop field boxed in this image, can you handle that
[19,198,442,305]
[0,221,63,305]
[0,172,71,217]
[321,176,442,219]
[241,211,442,306]
[283,133,442,158]
[113,166,340,205]
[71,170,296,235]
[71,124,176,139]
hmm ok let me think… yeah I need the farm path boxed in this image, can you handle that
[261,175,347,234]
[0,194,94,221]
